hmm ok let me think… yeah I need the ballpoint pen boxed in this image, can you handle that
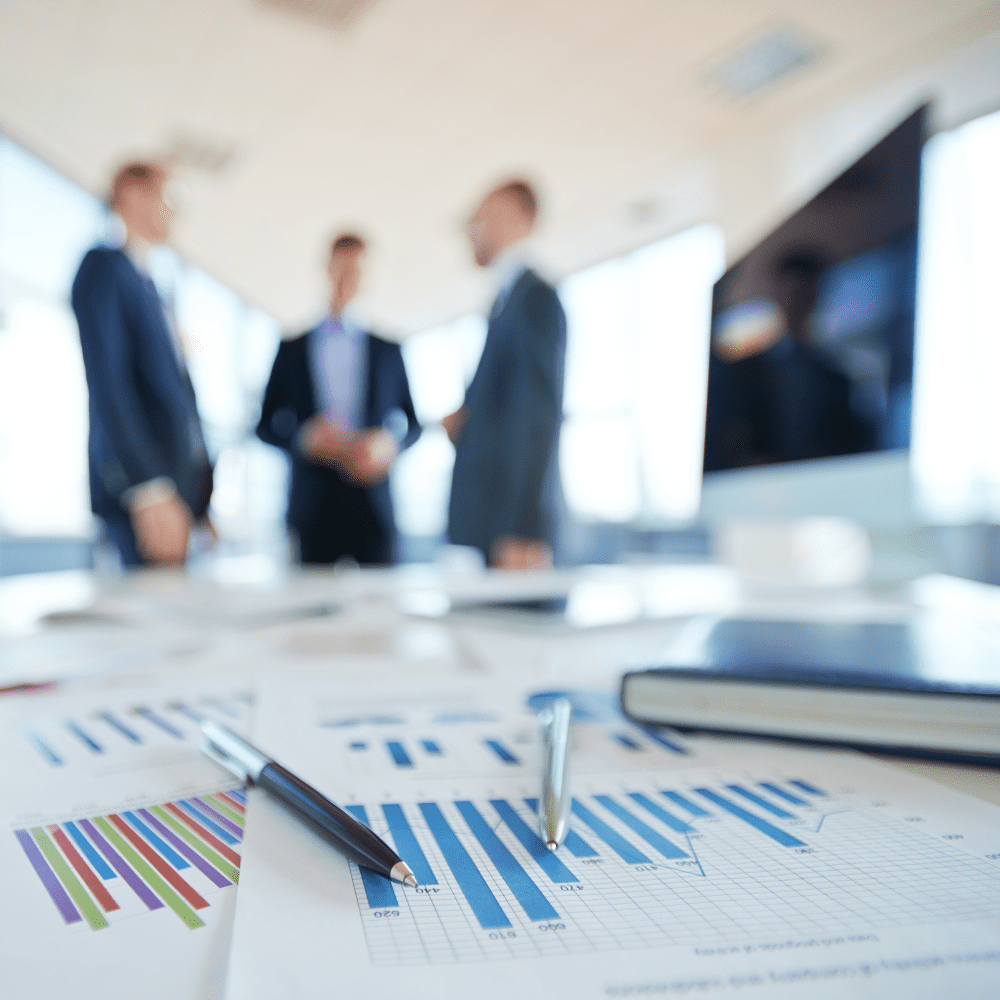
[538,696,572,851]
[200,720,417,887]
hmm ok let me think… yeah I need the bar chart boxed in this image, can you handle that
[13,787,244,932]
[14,691,253,771]
[343,777,1000,966]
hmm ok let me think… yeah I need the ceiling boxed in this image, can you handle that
[1,0,998,332]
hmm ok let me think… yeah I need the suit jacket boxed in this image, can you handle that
[71,247,212,524]
[256,328,420,564]
[448,268,567,558]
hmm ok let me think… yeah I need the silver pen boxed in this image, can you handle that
[538,697,572,851]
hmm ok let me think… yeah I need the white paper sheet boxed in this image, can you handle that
[224,677,1000,999]
[0,677,255,999]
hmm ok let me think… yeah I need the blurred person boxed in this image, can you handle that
[444,180,566,569]
[72,163,213,568]
[256,234,420,565]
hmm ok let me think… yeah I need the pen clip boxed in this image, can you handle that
[201,738,252,783]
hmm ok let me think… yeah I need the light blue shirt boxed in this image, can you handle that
[309,314,367,431]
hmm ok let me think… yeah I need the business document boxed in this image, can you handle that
[224,678,1000,998]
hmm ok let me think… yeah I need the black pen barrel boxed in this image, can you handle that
[257,762,400,876]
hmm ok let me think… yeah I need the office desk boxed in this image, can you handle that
[2,561,995,802]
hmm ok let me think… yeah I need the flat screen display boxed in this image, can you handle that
[703,106,926,473]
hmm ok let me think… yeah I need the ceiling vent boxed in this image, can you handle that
[161,130,240,174]
[258,0,379,31]
[701,24,824,100]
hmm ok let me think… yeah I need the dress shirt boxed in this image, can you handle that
[489,241,531,319]
[309,313,367,431]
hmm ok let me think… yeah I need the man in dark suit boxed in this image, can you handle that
[256,234,420,565]
[72,163,212,567]
[444,180,567,569]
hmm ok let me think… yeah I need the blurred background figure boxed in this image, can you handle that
[71,162,213,568]
[256,233,420,565]
[444,180,567,569]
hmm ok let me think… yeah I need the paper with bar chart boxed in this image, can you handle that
[0,678,254,1000]
[224,678,1000,999]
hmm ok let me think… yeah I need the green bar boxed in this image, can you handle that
[205,794,244,826]
[31,827,109,931]
[151,806,240,883]
[93,817,205,930]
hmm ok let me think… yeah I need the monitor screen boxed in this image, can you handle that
[703,106,926,474]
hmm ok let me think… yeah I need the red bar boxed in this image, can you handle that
[164,803,241,867]
[48,825,121,913]
[108,814,210,910]
[215,792,246,815]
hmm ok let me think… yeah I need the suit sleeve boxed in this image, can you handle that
[255,342,302,452]
[72,251,173,494]
[507,283,566,540]
[392,344,422,451]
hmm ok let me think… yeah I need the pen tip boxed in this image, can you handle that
[403,874,418,888]
[546,840,559,852]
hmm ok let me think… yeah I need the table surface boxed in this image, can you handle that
[1,560,997,805]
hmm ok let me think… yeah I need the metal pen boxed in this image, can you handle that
[538,696,572,851]
[200,720,416,887]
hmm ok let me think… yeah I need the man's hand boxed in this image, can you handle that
[339,428,398,487]
[491,536,553,571]
[441,406,467,445]
[131,494,193,566]
[298,414,353,465]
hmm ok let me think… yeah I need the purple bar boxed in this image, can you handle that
[137,808,231,888]
[15,829,81,924]
[78,819,163,911]
[192,797,243,839]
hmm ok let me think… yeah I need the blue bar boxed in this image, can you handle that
[227,787,247,803]
[65,720,103,753]
[178,800,239,844]
[63,821,116,879]
[387,741,413,767]
[662,791,710,817]
[489,800,578,883]
[349,741,367,750]
[382,805,438,885]
[695,789,806,847]
[169,702,205,723]
[627,793,692,833]
[726,785,793,818]
[759,782,808,806]
[344,806,399,908]
[419,802,511,929]
[613,733,642,750]
[421,740,443,755]
[122,810,190,869]
[97,711,143,743]
[790,779,827,796]
[134,707,185,738]
[456,801,559,921]
[525,799,597,857]
[594,796,688,859]
[484,739,519,764]
[23,727,62,765]
[570,800,651,864]
[634,725,688,754]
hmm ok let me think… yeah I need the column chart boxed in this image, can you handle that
[342,777,1000,967]
[12,787,244,933]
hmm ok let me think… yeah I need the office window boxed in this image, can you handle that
[911,108,1000,523]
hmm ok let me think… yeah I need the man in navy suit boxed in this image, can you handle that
[256,234,420,565]
[444,180,567,569]
[72,163,213,567]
